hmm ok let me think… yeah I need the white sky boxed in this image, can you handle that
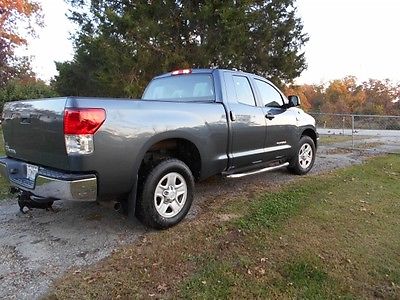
[17,0,400,84]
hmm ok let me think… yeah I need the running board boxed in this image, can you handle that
[226,162,289,179]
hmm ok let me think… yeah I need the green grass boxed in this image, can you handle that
[179,155,400,299]
[319,134,372,145]
[319,134,353,144]
[49,155,400,299]
[0,128,11,200]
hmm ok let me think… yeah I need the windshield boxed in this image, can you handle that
[142,74,215,102]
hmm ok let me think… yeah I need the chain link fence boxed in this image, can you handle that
[309,112,400,153]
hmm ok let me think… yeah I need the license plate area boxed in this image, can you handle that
[26,164,39,181]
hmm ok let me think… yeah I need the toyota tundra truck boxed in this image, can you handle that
[0,69,317,228]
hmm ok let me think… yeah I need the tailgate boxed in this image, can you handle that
[2,97,69,170]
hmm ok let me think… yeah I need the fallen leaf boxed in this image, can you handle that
[157,283,168,292]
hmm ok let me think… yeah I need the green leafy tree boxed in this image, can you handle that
[54,0,308,97]
[0,78,58,112]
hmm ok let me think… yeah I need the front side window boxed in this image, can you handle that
[142,74,215,101]
[232,76,256,106]
[255,79,283,108]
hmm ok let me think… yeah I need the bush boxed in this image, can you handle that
[0,79,58,112]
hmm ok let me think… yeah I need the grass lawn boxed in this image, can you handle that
[319,134,353,144]
[47,154,400,299]
[0,129,11,200]
[318,134,372,145]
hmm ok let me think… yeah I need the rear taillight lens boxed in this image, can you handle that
[64,108,106,155]
[64,108,106,135]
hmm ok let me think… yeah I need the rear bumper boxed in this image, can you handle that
[0,157,97,202]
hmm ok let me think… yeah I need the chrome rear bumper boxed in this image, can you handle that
[0,157,97,202]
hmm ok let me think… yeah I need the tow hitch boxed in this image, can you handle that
[11,188,54,214]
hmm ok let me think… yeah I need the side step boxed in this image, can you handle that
[226,162,289,179]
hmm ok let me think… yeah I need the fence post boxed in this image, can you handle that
[351,115,355,150]
[342,117,345,135]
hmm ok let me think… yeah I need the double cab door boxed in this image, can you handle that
[223,72,297,170]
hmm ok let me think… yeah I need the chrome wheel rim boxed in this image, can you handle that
[154,172,187,218]
[299,143,313,169]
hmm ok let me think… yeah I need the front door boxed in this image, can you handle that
[253,78,297,161]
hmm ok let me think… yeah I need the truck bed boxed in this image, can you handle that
[2,97,229,198]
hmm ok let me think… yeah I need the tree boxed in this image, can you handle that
[320,77,366,114]
[362,79,399,115]
[284,84,324,111]
[0,78,58,112]
[55,0,308,97]
[289,77,400,115]
[0,0,42,86]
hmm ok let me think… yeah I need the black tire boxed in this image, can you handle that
[288,135,316,175]
[136,159,194,229]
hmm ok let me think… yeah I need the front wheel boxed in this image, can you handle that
[288,135,316,175]
[136,159,194,229]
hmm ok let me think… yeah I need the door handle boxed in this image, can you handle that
[20,118,31,125]
[265,113,275,120]
[230,111,236,121]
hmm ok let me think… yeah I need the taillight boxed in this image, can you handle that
[64,108,106,134]
[171,69,192,75]
[64,108,106,155]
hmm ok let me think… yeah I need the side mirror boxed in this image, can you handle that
[288,95,301,107]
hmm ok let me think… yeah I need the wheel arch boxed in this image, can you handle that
[136,132,203,181]
[300,127,318,148]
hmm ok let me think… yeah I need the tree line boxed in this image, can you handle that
[0,0,57,107]
[1,0,399,116]
[285,76,400,115]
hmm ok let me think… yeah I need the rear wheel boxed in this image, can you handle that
[288,135,316,175]
[136,159,194,229]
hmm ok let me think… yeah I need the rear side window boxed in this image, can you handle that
[232,76,256,106]
[255,79,283,107]
[142,74,215,101]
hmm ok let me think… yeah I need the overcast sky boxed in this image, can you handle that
[17,0,400,84]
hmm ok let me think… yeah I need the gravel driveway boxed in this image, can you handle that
[0,139,397,299]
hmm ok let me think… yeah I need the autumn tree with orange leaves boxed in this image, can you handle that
[0,0,42,85]
[286,77,400,115]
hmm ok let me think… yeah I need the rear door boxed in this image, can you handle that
[224,72,267,170]
[252,79,297,161]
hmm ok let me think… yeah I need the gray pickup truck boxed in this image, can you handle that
[0,69,317,228]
